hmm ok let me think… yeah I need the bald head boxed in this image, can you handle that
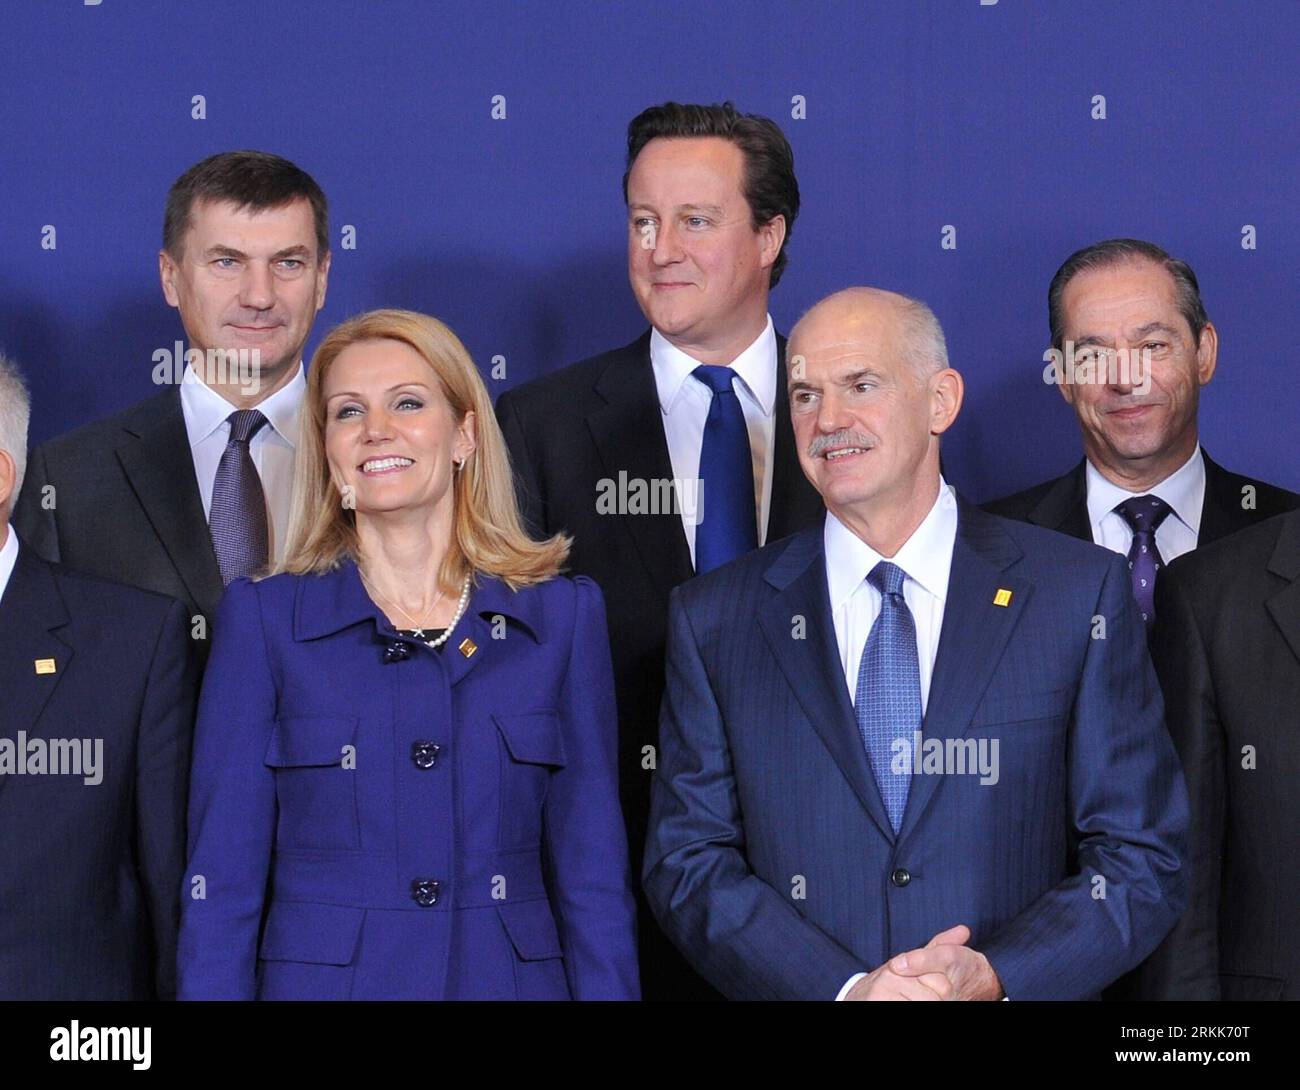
[786,286,963,555]
[789,287,948,383]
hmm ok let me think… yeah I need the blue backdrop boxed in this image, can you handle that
[2,0,1296,500]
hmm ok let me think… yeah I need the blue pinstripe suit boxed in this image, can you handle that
[644,499,1189,1000]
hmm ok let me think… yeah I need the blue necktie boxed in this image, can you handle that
[692,364,757,574]
[1115,494,1172,631]
[209,409,269,585]
[855,561,921,832]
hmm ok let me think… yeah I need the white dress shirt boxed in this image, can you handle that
[824,478,959,1001]
[1085,444,1204,564]
[825,477,958,715]
[0,522,18,607]
[180,362,304,565]
[650,316,778,568]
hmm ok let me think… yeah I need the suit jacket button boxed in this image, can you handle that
[890,868,911,887]
[411,878,441,906]
[411,741,441,769]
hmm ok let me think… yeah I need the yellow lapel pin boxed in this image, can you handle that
[35,658,57,675]
[458,638,478,658]
[993,588,1013,608]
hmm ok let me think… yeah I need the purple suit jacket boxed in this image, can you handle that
[178,561,638,1000]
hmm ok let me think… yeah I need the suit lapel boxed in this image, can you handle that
[758,529,895,841]
[1027,460,1093,542]
[0,548,75,797]
[767,333,825,542]
[439,576,545,689]
[1197,449,1252,544]
[1265,512,1300,670]
[898,500,1030,840]
[115,389,224,617]
[586,334,695,593]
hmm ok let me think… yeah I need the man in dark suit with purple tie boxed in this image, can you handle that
[14,150,332,667]
[985,239,1298,609]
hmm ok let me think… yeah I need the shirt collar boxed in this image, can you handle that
[650,315,777,416]
[823,477,958,610]
[0,522,18,606]
[1085,443,1205,534]
[180,361,306,447]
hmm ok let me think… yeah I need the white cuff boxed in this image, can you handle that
[834,972,868,1001]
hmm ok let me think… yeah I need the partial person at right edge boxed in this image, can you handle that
[1130,507,1300,1001]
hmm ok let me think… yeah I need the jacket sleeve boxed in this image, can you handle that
[176,578,279,1000]
[134,596,200,1000]
[494,388,545,539]
[544,576,640,999]
[11,443,59,562]
[978,553,1191,999]
[1132,567,1223,998]
[643,586,865,1000]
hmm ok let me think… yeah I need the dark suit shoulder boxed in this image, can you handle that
[976,511,1123,612]
[671,528,813,616]
[982,471,1073,519]
[495,334,648,415]
[1166,508,1296,594]
[983,507,1112,567]
[33,388,177,463]
[42,555,186,623]
[1205,459,1300,520]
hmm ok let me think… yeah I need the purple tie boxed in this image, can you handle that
[210,409,269,585]
[1115,494,1172,630]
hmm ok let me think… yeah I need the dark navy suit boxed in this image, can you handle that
[0,538,197,999]
[178,561,638,1000]
[644,500,1189,1000]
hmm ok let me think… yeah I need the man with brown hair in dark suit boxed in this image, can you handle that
[14,150,331,666]
[496,102,823,999]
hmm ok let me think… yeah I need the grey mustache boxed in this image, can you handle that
[809,430,875,458]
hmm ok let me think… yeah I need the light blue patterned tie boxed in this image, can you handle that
[855,561,921,832]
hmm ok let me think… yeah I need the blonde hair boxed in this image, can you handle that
[278,308,569,589]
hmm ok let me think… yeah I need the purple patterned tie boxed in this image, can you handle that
[209,409,269,585]
[1115,494,1172,630]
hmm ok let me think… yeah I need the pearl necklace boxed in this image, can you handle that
[361,570,473,649]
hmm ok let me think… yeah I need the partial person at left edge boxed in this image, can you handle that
[13,150,332,667]
[0,353,198,999]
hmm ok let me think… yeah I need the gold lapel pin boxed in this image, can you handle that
[458,638,478,658]
[993,588,1013,608]
[35,658,57,675]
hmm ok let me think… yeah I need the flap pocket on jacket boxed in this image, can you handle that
[265,716,359,768]
[970,687,1073,728]
[258,901,365,965]
[492,711,567,768]
[497,899,564,961]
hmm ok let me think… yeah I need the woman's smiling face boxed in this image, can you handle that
[323,338,475,520]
